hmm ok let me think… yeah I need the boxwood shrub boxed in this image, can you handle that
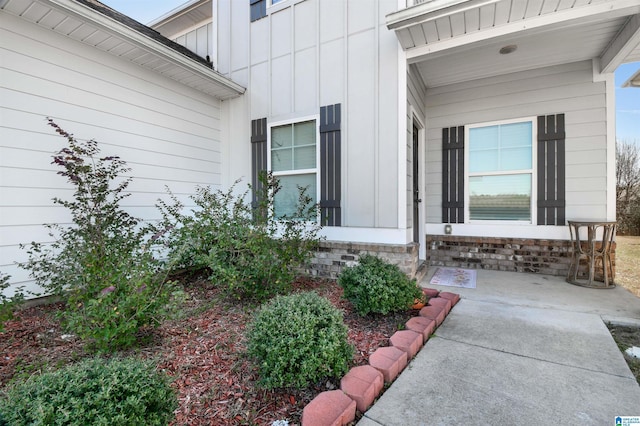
[338,254,423,316]
[247,291,353,389]
[0,357,176,426]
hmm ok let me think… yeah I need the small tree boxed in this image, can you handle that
[616,140,640,235]
[21,119,177,351]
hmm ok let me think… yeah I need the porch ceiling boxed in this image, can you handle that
[1,0,244,99]
[387,0,640,88]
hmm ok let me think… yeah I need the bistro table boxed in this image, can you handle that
[566,220,617,289]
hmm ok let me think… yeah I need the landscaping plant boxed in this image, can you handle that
[20,119,178,351]
[0,356,177,425]
[247,291,353,389]
[338,254,423,316]
[157,171,322,300]
[0,273,24,333]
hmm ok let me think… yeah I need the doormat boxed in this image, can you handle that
[429,267,477,288]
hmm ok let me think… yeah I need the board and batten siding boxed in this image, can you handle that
[424,60,608,236]
[0,14,224,296]
[173,22,214,64]
[217,0,402,231]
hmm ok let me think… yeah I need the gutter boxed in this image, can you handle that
[386,0,501,30]
[44,0,245,97]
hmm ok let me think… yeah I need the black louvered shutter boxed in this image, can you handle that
[537,114,566,225]
[442,126,465,223]
[251,118,267,212]
[319,104,341,226]
[250,0,266,22]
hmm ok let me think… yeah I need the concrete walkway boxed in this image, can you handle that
[358,270,640,425]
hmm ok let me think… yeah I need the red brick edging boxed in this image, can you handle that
[301,289,460,425]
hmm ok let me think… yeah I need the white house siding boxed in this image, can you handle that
[173,22,214,64]
[0,14,224,296]
[424,60,609,238]
[406,64,427,230]
[216,0,404,232]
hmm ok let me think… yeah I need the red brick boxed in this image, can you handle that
[438,291,460,306]
[419,305,446,326]
[422,288,440,299]
[340,365,384,412]
[302,390,356,426]
[405,316,436,342]
[369,346,408,382]
[389,330,423,359]
[429,296,452,314]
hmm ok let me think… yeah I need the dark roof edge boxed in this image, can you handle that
[74,0,213,69]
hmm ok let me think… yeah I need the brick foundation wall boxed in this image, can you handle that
[426,235,616,279]
[306,241,420,279]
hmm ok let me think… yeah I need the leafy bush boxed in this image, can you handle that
[157,172,322,300]
[20,119,178,351]
[247,291,353,389]
[0,357,177,425]
[338,254,423,316]
[0,273,24,333]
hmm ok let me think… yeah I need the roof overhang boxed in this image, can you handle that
[622,68,640,87]
[148,0,211,39]
[0,0,244,100]
[387,0,640,88]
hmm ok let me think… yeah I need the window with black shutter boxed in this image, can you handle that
[319,104,341,226]
[250,0,266,22]
[442,126,465,223]
[537,114,566,225]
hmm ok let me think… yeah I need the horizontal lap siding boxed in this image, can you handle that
[425,61,607,224]
[0,16,224,295]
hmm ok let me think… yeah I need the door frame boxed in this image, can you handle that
[411,110,426,261]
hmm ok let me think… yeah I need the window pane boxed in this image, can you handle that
[272,148,292,172]
[499,122,531,170]
[469,126,499,173]
[469,174,531,221]
[274,173,317,218]
[293,121,315,146]
[294,146,315,170]
[469,122,532,173]
[272,125,292,149]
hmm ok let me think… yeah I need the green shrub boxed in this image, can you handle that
[20,119,178,351]
[0,273,24,333]
[338,254,423,316]
[247,292,353,389]
[157,172,322,300]
[0,357,177,426]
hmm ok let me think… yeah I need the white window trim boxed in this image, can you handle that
[267,115,320,219]
[464,117,538,226]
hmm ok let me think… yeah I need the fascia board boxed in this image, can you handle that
[44,0,245,97]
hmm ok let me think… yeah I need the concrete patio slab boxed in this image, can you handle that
[361,337,639,425]
[436,299,634,378]
[423,270,640,324]
[357,270,640,425]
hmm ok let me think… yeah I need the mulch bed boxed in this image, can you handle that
[0,276,413,425]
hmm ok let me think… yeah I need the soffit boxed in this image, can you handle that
[1,0,244,100]
[149,0,211,39]
[388,0,640,88]
[622,68,640,87]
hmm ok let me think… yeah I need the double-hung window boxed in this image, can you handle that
[269,119,318,218]
[466,119,535,223]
